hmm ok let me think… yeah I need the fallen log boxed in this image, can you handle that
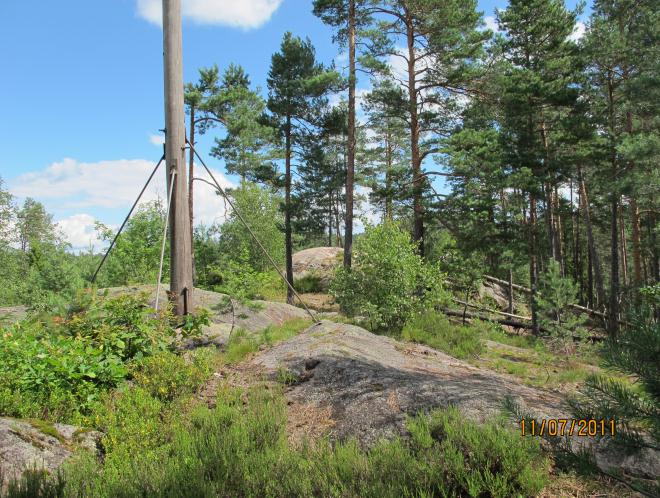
[452,298,531,322]
[483,274,623,324]
[442,308,538,331]
[441,308,606,343]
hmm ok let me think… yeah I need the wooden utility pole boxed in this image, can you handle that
[162,0,193,316]
[344,0,356,269]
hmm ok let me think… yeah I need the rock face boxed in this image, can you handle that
[250,321,565,445]
[0,418,101,485]
[246,321,659,479]
[478,280,511,310]
[0,306,27,325]
[292,247,342,291]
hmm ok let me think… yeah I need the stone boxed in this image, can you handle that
[0,418,101,486]
[245,321,659,479]
[292,247,342,291]
[478,280,510,310]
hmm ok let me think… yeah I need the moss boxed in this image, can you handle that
[26,419,65,444]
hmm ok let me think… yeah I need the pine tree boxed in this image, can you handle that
[496,0,581,334]
[362,0,487,255]
[267,32,341,304]
[362,79,411,221]
[313,0,373,268]
[585,0,660,333]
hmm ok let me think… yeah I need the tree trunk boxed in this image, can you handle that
[385,133,393,220]
[554,186,564,275]
[529,194,540,335]
[328,190,333,247]
[630,196,643,286]
[610,193,620,335]
[405,10,424,255]
[344,0,356,269]
[619,203,628,287]
[608,75,619,336]
[651,210,659,284]
[508,268,514,314]
[588,247,594,310]
[578,167,606,309]
[284,116,294,305]
[335,193,343,248]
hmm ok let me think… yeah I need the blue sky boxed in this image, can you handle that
[0,0,587,250]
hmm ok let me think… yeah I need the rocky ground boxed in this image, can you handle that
[1,272,658,491]
[0,418,101,485]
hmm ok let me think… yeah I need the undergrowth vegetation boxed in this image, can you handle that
[4,386,549,498]
[402,312,484,359]
[0,291,208,422]
[331,221,448,332]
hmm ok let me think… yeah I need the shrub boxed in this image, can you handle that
[294,273,323,294]
[51,386,547,498]
[331,221,447,332]
[0,291,206,422]
[406,407,548,497]
[402,312,484,359]
[129,348,216,402]
[536,260,584,347]
[570,303,660,453]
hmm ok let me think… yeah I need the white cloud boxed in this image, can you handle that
[10,157,234,230]
[569,21,586,42]
[136,0,283,29]
[149,133,165,146]
[483,16,499,34]
[190,163,235,225]
[56,214,105,251]
[12,158,170,209]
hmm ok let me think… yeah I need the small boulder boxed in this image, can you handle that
[478,280,511,310]
[0,418,101,486]
[292,247,342,291]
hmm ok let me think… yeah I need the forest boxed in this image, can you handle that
[0,0,658,496]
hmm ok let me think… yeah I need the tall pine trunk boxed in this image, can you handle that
[607,75,619,336]
[529,194,540,335]
[344,0,356,268]
[620,204,628,287]
[328,190,333,247]
[405,10,424,255]
[578,167,606,309]
[385,133,393,220]
[285,116,294,305]
[631,198,643,285]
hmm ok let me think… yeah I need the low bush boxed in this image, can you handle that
[0,291,207,422]
[33,386,548,498]
[129,348,216,402]
[294,273,324,294]
[402,312,484,359]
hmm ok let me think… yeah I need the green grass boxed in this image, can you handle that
[1,309,550,498]
[294,273,324,294]
[402,312,484,359]
[399,311,604,390]
[224,318,313,364]
[26,419,65,444]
